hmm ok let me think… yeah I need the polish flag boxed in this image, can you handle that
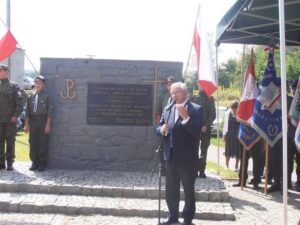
[193,5,217,96]
[0,28,17,62]
[237,49,258,125]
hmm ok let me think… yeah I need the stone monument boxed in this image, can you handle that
[40,58,182,171]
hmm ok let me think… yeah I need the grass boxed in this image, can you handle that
[207,160,238,180]
[208,136,239,179]
[15,131,30,161]
[210,136,225,148]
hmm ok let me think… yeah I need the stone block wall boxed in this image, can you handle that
[40,58,183,171]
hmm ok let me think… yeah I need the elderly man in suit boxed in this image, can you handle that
[156,82,203,225]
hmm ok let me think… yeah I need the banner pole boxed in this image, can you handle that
[264,143,269,195]
[240,147,246,190]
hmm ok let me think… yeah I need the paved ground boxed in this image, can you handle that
[0,144,299,225]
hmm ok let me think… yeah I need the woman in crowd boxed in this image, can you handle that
[223,101,241,170]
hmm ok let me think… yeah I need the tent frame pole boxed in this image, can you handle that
[278,0,288,224]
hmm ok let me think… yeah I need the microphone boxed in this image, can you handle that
[165,101,175,111]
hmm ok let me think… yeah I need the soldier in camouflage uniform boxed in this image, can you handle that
[24,76,52,171]
[190,87,216,178]
[0,65,24,171]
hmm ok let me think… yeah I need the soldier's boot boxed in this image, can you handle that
[6,162,14,171]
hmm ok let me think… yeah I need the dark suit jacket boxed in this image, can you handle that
[156,100,203,163]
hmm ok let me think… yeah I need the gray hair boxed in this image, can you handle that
[170,82,187,94]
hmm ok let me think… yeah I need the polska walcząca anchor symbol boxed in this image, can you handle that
[60,79,76,99]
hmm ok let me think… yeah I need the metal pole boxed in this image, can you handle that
[6,0,11,74]
[153,65,158,125]
[264,143,269,195]
[215,44,220,174]
[183,4,201,79]
[240,45,246,94]
[278,0,288,224]
[6,0,10,29]
[240,147,246,190]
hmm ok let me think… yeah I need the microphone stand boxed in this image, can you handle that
[151,136,164,225]
[152,103,173,225]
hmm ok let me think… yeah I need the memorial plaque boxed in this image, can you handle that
[87,83,153,126]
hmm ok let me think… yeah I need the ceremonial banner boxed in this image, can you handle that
[251,49,282,147]
[236,49,260,149]
[238,123,261,150]
[236,49,258,125]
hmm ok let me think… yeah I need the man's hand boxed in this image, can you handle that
[201,126,207,133]
[160,124,169,136]
[176,105,188,120]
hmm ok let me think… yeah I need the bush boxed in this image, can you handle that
[213,87,241,107]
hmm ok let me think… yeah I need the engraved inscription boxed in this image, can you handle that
[87,83,153,126]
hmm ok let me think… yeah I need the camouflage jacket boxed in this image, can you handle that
[25,90,53,118]
[190,91,216,128]
[0,78,24,123]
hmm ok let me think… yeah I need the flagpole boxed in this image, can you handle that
[278,0,288,224]
[183,42,193,79]
[183,4,200,79]
[23,52,40,77]
[0,15,40,77]
[215,44,220,174]
[153,65,158,125]
[240,45,246,95]
[6,0,11,74]
[6,0,10,29]
[240,147,246,190]
[264,143,269,195]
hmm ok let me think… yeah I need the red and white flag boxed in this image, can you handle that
[236,49,258,125]
[193,5,217,96]
[0,26,17,62]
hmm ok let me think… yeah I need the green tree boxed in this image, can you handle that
[240,46,300,82]
[286,46,300,80]
[218,58,240,88]
[184,70,198,96]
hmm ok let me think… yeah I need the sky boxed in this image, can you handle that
[0,0,242,70]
